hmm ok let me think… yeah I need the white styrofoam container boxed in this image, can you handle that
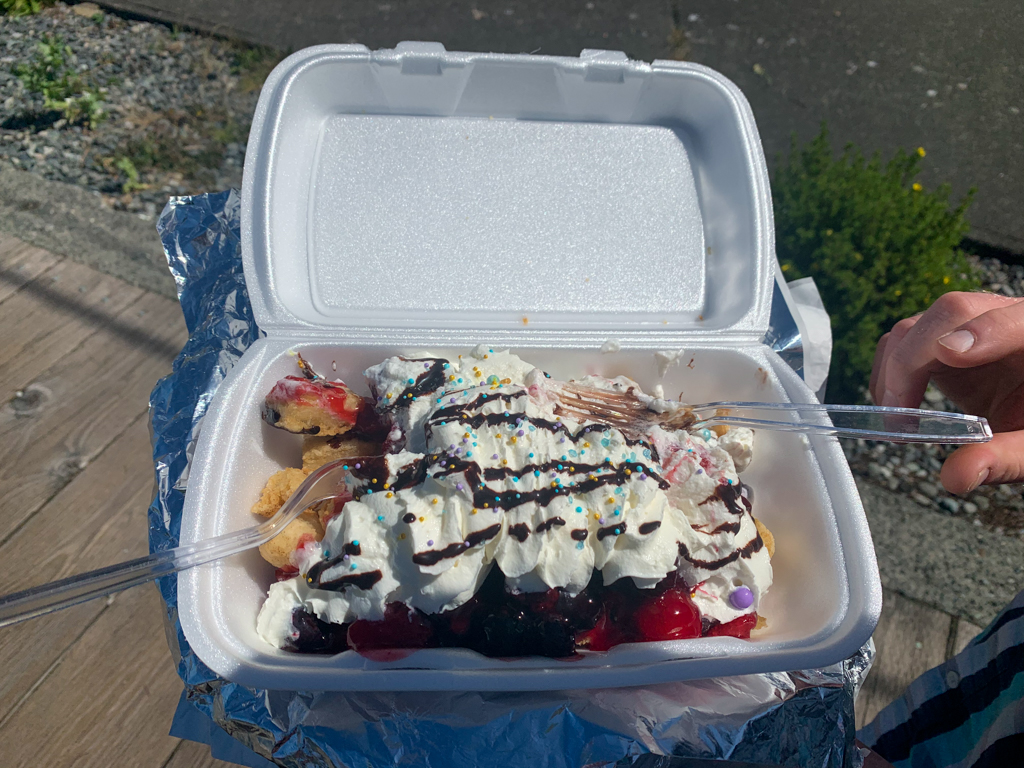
[178,43,881,691]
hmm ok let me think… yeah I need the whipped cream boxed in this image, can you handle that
[258,347,772,644]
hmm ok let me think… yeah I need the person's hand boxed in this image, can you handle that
[870,292,1024,495]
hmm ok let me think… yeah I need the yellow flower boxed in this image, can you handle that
[917,147,926,157]
[825,228,833,236]
[894,289,903,296]
[943,276,951,284]
[781,263,790,272]
[912,182,923,192]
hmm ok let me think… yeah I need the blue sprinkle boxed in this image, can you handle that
[443,363,449,368]
[350,563,357,570]
[614,510,620,516]
[366,489,373,494]
[580,450,585,455]
[377,515,384,521]
[529,452,534,458]
[601,438,611,447]
[437,398,442,403]
[458,378,463,383]
[342,465,349,470]
[561,455,567,461]
[352,540,359,546]
[576,542,584,550]
[489,348,494,353]
[569,450,577,457]
[323,551,330,558]
[512,477,518,482]
[534,470,540,477]
[727,478,734,485]
[644,450,651,459]
[529,425,536,432]
[576,506,583,513]
[557,464,563,470]
[407,378,415,384]
[466,452,472,457]
[516,493,521,498]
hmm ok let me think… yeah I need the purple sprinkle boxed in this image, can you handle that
[492,454,499,459]
[455,448,462,455]
[517,430,524,436]
[343,554,349,560]
[559,437,566,443]
[463,437,470,443]
[696,468,702,474]
[493,508,499,513]
[730,586,754,610]
[456,483,464,490]
[424,363,430,368]
[639,473,647,480]
[427,540,434,546]
[464,540,471,547]
[354,463,361,469]
[450,397,457,403]
[598,517,606,525]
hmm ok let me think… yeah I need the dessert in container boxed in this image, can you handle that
[178,42,881,691]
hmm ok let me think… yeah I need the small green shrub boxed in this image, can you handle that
[772,125,977,403]
[13,35,106,128]
[1,0,50,17]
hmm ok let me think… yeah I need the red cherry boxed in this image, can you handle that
[574,608,624,651]
[705,612,758,639]
[347,603,434,651]
[274,565,299,582]
[633,588,701,641]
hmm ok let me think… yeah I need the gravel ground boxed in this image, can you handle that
[2,6,1022,540]
[0,2,269,219]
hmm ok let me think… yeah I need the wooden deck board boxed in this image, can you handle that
[0,584,184,768]
[954,618,984,656]
[0,257,145,395]
[0,414,156,723]
[0,233,62,305]
[163,739,243,768]
[0,281,187,544]
[855,589,952,730]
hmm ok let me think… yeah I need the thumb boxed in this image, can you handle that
[940,430,1024,495]
[935,297,1024,367]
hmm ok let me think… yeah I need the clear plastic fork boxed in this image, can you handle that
[554,383,993,444]
[0,458,354,629]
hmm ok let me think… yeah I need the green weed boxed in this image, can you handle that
[1,0,50,17]
[13,35,106,128]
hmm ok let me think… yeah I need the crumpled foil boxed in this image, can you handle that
[150,191,873,768]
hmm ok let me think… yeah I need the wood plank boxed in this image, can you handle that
[163,739,245,768]
[953,618,984,656]
[855,589,952,730]
[0,414,155,722]
[0,583,183,768]
[0,288,187,544]
[0,233,62,305]
[0,257,144,396]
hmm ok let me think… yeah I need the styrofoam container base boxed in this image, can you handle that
[178,43,880,691]
[179,339,879,690]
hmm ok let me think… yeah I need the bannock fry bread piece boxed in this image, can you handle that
[754,518,775,558]
[262,354,367,436]
[258,516,325,568]
[251,467,313,519]
[302,435,383,472]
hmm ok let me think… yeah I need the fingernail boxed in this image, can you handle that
[881,390,899,407]
[938,329,976,353]
[967,468,990,493]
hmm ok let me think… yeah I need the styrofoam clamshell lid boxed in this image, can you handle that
[241,43,774,344]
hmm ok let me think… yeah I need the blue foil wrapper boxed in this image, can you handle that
[150,192,871,768]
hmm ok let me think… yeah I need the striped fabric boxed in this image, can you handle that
[858,590,1024,767]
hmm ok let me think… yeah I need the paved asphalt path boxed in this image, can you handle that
[96,0,1022,252]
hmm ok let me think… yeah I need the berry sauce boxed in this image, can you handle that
[284,567,759,658]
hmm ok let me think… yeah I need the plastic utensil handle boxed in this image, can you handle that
[0,524,266,629]
[701,403,992,443]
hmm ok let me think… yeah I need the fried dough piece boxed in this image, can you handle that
[754,517,775,558]
[301,435,382,472]
[258,516,325,568]
[251,467,317,520]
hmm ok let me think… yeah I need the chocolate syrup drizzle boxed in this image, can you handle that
[306,562,383,592]
[375,357,449,411]
[412,524,502,566]
[677,533,764,571]
[638,521,662,535]
[535,516,566,533]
